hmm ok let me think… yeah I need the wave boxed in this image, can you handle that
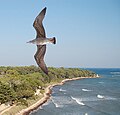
[97,95,105,99]
[97,94,117,100]
[98,81,104,84]
[110,72,120,75]
[105,96,117,100]
[51,97,64,108]
[71,96,85,106]
[52,100,62,108]
[71,95,117,104]
[54,103,60,108]
[59,88,66,92]
[85,113,88,115]
[82,88,91,92]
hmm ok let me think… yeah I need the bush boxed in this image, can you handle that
[0,66,96,105]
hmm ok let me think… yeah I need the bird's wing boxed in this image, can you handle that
[33,7,46,38]
[33,7,48,74]
[34,45,48,75]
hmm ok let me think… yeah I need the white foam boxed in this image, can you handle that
[97,95,117,100]
[85,113,88,115]
[51,98,64,108]
[98,81,104,84]
[52,100,60,108]
[71,96,85,106]
[105,96,117,100]
[59,88,66,92]
[97,94,105,99]
[76,99,85,105]
[54,103,59,108]
[82,88,91,92]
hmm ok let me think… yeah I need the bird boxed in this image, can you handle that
[27,7,56,75]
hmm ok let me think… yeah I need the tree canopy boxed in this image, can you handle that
[0,66,95,105]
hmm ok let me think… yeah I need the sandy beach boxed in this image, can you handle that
[16,76,98,115]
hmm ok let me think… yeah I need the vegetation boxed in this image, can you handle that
[0,66,96,106]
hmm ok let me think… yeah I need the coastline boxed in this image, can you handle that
[16,76,99,115]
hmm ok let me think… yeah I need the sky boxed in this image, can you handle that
[0,0,120,68]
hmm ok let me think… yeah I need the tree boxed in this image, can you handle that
[0,81,16,104]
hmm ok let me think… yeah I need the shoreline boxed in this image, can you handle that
[16,76,99,115]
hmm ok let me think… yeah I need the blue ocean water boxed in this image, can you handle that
[31,68,120,115]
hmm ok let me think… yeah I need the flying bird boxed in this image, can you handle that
[27,7,56,75]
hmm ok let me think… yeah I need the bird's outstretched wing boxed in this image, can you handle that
[34,45,48,75]
[33,7,46,38]
[33,7,48,75]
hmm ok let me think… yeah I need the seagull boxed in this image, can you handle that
[27,7,56,75]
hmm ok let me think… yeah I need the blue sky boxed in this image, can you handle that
[0,0,120,68]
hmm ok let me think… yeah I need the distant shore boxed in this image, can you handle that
[17,75,99,115]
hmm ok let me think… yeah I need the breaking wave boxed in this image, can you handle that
[52,100,63,108]
[97,94,105,99]
[71,96,85,105]
[97,94,117,100]
[82,88,91,92]
[59,88,66,92]
[71,95,117,104]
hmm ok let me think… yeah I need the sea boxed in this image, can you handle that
[30,68,120,115]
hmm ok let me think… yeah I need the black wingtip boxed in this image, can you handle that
[41,7,47,14]
[43,7,47,11]
[43,69,48,75]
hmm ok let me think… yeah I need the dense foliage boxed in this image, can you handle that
[0,66,95,106]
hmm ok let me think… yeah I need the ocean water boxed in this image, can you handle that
[31,68,120,115]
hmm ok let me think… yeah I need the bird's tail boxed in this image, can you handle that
[49,37,56,44]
